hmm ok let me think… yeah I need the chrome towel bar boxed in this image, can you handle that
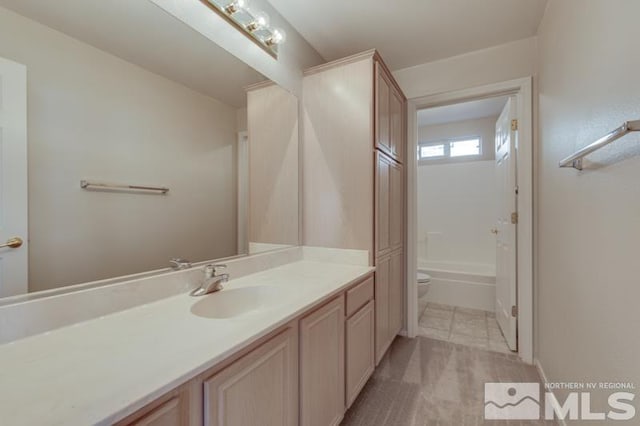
[559,119,640,170]
[80,180,169,194]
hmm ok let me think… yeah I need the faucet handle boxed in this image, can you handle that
[170,258,192,270]
[212,264,227,275]
[204,264,227,278]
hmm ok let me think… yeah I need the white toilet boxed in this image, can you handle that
[417,272,431,298]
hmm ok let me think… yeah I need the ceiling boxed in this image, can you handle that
[417,96,508,127]
[267,0,547,70]
[0,0,266,107]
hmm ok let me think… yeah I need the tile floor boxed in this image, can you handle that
[341,336,555,426]
[417,300,513,354]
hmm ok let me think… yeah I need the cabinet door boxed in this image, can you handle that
[129,398,183,426]
[300,296,345,426]
[346,300,375,408]
[389,250,404,338]
[375,255,391,364]
[375,151,391,257]
[389,161,404,251]
[117,386,190,426]
[375,62,392,156]
[389,88,404,163]
[203,326,298,426]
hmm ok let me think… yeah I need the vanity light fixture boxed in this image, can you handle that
[201,0,286,58]
[223,0,248,14]
[265,28,287,46]
[246,10,269,32]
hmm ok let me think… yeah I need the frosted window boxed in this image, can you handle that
[450,138,481,157]
[419,144,445,158]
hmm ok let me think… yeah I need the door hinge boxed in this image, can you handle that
[511,305,518,317]
[511,119,518,131]
[515,185,519,195]
[511,212,519,224]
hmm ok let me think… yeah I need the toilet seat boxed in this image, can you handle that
[417,272,431,283]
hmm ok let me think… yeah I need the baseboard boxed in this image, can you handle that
[426,278,495,311]
[535,358,567,426]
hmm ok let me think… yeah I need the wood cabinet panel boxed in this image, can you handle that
[389,88,404,163]
[203,326,298,426]
[389,250,404,337]
[378,152,404,255]
[376,152,391,258]
[300,296,345,426]
[301,52,406,261]
[376,250,404,364]
[375,255,391,364]
[346,300,375,408]
[129,398,182,426]
[376,59,405,164]
[389,161,404,251]
[375,62,391,156]
[116,385,191,426]
[302,57,374,255]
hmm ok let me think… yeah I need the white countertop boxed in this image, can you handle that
[0,260,374,426]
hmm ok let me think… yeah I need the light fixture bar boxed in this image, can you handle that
[200,0,286,58]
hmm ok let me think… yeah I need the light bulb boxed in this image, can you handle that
[246,10,270,32]
[224,0,249,14]
[266,28,287,46]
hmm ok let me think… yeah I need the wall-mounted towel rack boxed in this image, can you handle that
[559,119,640,170]
[80,180,169,194]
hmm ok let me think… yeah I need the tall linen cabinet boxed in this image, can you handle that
[302,50,407,365]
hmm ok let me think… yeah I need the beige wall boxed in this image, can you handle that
[0,7,239,291]
[537,0,640,407]
[393,37,537,99]
[247,83,299,246]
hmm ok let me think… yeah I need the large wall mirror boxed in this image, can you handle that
[0,0,299,300]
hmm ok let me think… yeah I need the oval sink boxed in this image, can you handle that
[190,286,281,319]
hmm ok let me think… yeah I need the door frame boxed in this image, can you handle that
[405,77,534,363]
[237,131,249,254]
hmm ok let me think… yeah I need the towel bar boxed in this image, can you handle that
[559,119,640,170]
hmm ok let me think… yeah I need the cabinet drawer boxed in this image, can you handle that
[346,275,374,317]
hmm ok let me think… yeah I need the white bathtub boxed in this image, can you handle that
[417,260,496,312]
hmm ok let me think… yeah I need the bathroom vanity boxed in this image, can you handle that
[116,274,376,426]
[0,249,376,425]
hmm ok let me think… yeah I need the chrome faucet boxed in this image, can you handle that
[190,264,229,297]
[170,258,192,270]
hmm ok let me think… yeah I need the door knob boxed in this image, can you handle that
[490,228,498,235]
[0,237,23,249]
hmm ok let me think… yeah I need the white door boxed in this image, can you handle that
[0,57,28,297]
[494,97,517,351]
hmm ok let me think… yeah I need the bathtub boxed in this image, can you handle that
[417,260,496,312]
